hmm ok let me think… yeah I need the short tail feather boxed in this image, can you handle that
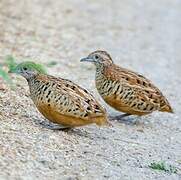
[160,104,174,113]
[93,115,112,127]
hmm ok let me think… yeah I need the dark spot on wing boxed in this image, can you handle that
[87,107,91,111]
[124,92,131,99]
[83,89,88,93]
[150,106,154,111]
[137,79,141,84]
[129,96,133,101]
[143,81,146,86]
[44,86,48,92]
[131,103,137,108]
[95,105,100,110]
[71,86,76,90]
[153,100,157,103]
[46,90,51,98]
[107,86,112,92]
[85,99,90,104]
[84,113,88,117]
[115,84,120,94]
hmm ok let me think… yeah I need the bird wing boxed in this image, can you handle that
[103,64,172,112]
[37,74,106,120]
[104,64,159,90]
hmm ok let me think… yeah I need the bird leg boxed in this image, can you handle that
[111,113,132,121]
[47,124,72,131]
[117,113,131,118]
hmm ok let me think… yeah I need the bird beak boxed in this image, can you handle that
[80,57,94,62]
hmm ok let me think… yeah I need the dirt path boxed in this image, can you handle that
[0,0,181,179]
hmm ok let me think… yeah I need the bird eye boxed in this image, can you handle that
[95,55,99,59]
[23,67,28,71]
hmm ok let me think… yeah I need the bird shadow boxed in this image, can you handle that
[30,116,69,131]
[32,116,103,139]
[31,115,148,139]
[65,128,97,139]
[109,114,142,126]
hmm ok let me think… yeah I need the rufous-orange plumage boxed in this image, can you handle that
[81,50,173,117]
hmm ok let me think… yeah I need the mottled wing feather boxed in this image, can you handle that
[34,75,106,120]
[104,65,158,90]
[58,78,106,116]
[102,64,172,112]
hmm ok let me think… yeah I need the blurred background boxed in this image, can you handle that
[0,0,180,179]
[1,0,180,110]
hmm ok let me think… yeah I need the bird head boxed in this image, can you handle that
[80,50,113,67]
[9,61,46,80]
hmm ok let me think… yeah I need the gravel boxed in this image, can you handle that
[0,0,181,179]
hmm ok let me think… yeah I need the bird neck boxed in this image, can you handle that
[27,74,39,86]
[27,74,44,99]
[95,63,104,74]
[95,63,107,83]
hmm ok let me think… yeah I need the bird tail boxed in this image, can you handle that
[160,104,174,113]
[93,115,112,127]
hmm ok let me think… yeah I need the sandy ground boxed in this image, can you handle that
[0,0,181,179]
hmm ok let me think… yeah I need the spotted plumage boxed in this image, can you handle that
[10,62,109,129]
[81,50,173,116]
